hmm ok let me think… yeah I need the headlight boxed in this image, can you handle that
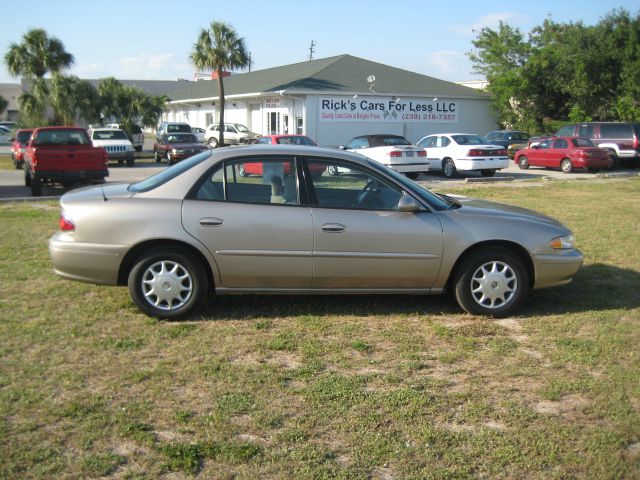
[549,234,575,249]
[171,148,179,154]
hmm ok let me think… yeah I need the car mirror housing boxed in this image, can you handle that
[398,194,422,212]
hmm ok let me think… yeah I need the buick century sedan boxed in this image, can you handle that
[49,145,583,320]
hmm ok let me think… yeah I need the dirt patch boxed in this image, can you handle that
[371,466,396,480]
[237,433,269,446]
[535,394,590,416]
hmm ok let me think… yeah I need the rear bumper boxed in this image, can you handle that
[36,169,108,182]
[49,234,126,285]
[455,157,510,171]
[532,249,583,289]
[381,161,431,173]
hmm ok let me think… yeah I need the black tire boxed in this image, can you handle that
[208,137,219,148]
[24,164,31,186]
[480,169,496,177]
[453,247,529,318]
[135,146,143,152]
[30,175,42,197]
[13,156,21,170]
[608,152,619,170]
[405,172,420,180]
[127,246,208,320]
[328,165,340,176]
[517,155,529,169]
[587,167,601,173]
[154,150,162,163]
[442,158,457,178]
[560,158,573,174]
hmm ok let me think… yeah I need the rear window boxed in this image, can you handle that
[370,136,411,147]
[130,125,143,134]
[16,130,33,143]
[33,129,90,146]
[129,150,210,193]
[167,124,192,133]
[599,123,632,138]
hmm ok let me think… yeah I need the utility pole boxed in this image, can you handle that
[309,40,316,61]
[248,52,252,72]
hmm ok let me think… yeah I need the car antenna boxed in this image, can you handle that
[101,184,108,202]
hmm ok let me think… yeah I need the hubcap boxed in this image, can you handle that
[444,162,453,176]
[470,261,517,309]
[141,260,193,311]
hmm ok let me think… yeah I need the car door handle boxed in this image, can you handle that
[199,217,224,227]
[321,223,347,233]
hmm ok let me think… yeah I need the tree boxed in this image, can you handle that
[190,21,250,147]
[0,95,7,118]
[49,75,100,125]
[4,29,74,126]
[97,77,166,131]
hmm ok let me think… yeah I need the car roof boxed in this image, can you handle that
[210,144,372,165]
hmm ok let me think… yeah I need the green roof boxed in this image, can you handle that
[167,54,488,102]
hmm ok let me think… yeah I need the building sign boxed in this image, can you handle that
[319,96,458,123]
[265,97,281,108]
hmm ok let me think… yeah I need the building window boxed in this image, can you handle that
[296,116,303,134]
[205,113,214,127]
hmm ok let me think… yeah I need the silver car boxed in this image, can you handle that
[49,145,583,319]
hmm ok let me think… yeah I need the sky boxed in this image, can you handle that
[1,0,638,85]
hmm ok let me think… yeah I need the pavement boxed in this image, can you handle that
[1,144,638,201]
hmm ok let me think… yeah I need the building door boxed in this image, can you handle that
[268,112,280,135]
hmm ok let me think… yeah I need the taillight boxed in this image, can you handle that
[469,148,506,156]
[417,150,426,157]
[388,151,402,157]
[59,214,75,232]
[468,149,484,157]
[32,149,38,167]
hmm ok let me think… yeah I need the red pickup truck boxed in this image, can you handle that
[24,127,109,196]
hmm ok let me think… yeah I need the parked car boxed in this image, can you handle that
[89,128,136,167]
[255,134,317,146]
[157,122,192,142]
[191,127,206,143]
[342,134,429,179]
[485,130,530,158]
[0,125,12,144]
[416,133,509,178]
[514,136,611,173]
[10,128,34,169]
[153,132,209,164]
[24,127,108,196]
[49,144,583,320]
[204,123,260,147]
[106,123,144,152]
[555,122,640,168]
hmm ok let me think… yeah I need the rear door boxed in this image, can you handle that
[182,155,314,289]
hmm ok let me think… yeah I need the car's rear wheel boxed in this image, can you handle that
[442,158,457,178]
[453,247,529,317]
[128,246,208,320]
[608,152,619,169]
[24,164,31,186]
[480,169,496,177]
[30,175,42,197]
[560,158,573,173]
[517,155,529,169]
[208,137,219,148]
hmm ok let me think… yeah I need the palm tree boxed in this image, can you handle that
[4,29,74,126]
[190,21,250,147]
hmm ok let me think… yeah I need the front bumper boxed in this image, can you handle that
[49,234,127,285]
[532,249,584,289]
[106,151,135,161]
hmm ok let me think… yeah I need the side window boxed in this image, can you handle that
[346,138,369,149]
[436,136,450,147]
[554,139,568,149]
[556,125,574,136]
[418,136,436,148]
[578,125,594,138]
[226,125,236,133]
[305,158,403,211]
[194,157,298,205]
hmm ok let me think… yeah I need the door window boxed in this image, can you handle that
[305,158,403,211]
[553,139,568,149]
[417,136,436,148]
[193,157,298,205]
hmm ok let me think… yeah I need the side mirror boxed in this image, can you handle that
[397,194,422,212]
[9,137,15,142]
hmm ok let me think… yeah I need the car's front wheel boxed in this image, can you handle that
[517,155,529,169]
[405,172,420,180]
[453,248,529,317]
[154,150,162,163]
[128,246,208,320]
[208,137,219,148]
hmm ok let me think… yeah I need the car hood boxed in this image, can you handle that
[444,194,567,229]
[167,142,207,149]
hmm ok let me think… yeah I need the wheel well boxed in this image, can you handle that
[446,240,535,291]
[117,239,214,290]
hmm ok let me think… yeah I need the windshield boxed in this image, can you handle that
[364,159,455,210]
[235,124,250,133]
[452,134,487,145]
[33,129,90,146]
[93,130,128,140]
[167,133,197,143]
[129,150,211,193]
[17,130,33,143]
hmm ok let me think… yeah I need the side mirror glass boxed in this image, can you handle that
[397,194,422,212]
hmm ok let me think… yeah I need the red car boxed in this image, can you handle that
[240,136,326,176]
[515,136,611,173]
[254,134,317,146]
[154,132,209,164]
[10,129,34,170]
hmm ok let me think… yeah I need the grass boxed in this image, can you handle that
[0,177,639,478]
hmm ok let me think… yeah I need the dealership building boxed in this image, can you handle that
[163,54,495,146]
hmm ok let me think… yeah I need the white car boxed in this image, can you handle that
[204,123,260,147]
[89,128,136,167]
[0,125,11,144]
[417,133,509,178]
[191,127,205,143]
[342,134,430,180]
